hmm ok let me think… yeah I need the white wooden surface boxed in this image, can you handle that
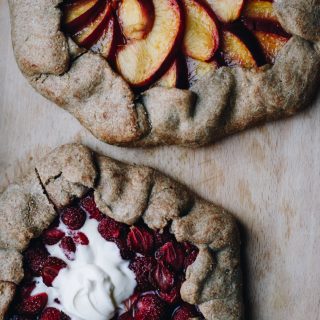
[1,1,320,318]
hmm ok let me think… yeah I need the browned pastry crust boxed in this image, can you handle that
[0,144,243,319]
[8,0,320,147]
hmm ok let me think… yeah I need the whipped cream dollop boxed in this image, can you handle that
[32,217,136,320]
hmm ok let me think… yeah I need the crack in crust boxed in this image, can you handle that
[0,144,243,319]
[8,0,320,147]
[0,170,56,252]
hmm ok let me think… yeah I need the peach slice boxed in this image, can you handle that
[73,2,113,49]
[156,58,187,88]
[91,15,117,59]
[254,31,288,63]
[242,0,278,24]
[157,60,179,88]
[63,0,102,34]
[118,0,155,40]
[222,30,257,68]
[116,0,184,88]
[187,57,218,86]
[208,0,244,23]
[182,0,219,61]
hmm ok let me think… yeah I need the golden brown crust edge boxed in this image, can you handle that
[8,0,320,147]
[0,144,243,319]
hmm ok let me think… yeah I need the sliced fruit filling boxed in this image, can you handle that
[6,193,203,320]
[61,0,291,90]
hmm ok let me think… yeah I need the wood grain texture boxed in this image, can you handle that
[1,0,320,318]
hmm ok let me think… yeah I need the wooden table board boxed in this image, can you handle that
[1,1,320,318]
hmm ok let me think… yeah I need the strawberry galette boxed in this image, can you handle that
[0,144,242,320]
[8,0,320,146]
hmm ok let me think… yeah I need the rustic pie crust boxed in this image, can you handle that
[8,0,320,147]
[0,144,243,319]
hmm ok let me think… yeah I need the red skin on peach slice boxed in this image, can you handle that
[116,0,184,89]
[221,30,257,68]
[62,0,104,34]
[182,0,219,62]
[91,15,117,60]
[73,2,113,49]
[208,0,244,23]
[156,57,188,88]
[118,0,155,40]
[242,0,279,24]
[254,30,288,63]
[157,60,179,88]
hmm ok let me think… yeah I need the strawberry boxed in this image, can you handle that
[40,307,70,320]
[41,257,67,286]
[129,256,156,291]
[42,228,65,245]
[134,294,167,320]
[155,241,185,271]
[158,277,182,304]
[24,243,49,276]
[80,194,104,221]
[16,293,48,316]
[127,226,154,255]
[19,282,36,299]
[98,217,128,241]
[61,207,86,230]
[153,261,175,292]
[59,236,76,260]
[73,232,89,245]
[114,238,134,260]
[123,292,140,311]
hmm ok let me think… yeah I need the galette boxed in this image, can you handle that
[8,0,320,147]
[0,144,242,320]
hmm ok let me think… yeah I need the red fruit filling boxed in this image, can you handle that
[40,307,70,320]
[16,293,48,316]
[127,226,154,255]
[41,257,67,287]
[24,242,49,276]
[7,192,202,320]
[153,261,176,292]
[80,194,104,221]
[172,303,203,320]
[134,294,168,320]
[98,216,129,241]
[129,256,157,291]
[158,278,182,304]
[59,236,76,260]
[61,207,86,230]
[155,241,185,271]
[73,231,89,245]
[42,228,65,245]
[18,282,36,300]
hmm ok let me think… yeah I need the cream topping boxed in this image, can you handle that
[32,216,136,320]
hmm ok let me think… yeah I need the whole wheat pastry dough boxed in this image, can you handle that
[0,144,243,319]
[8,0,320,147]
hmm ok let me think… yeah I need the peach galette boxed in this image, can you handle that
[9,0,320,146]
[61,0,290,89]
[0,144,242,320]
